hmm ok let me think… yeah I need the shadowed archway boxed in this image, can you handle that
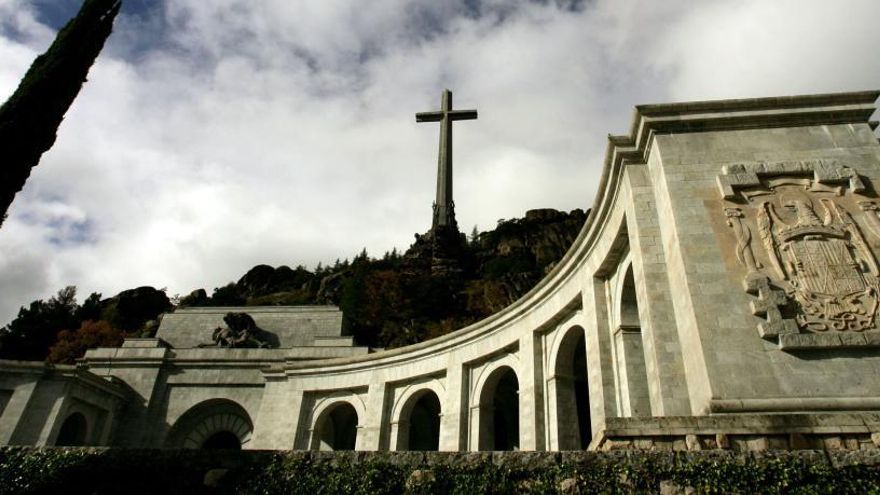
[614,263,651,417]
[314,402,359,451]
[397,390,442,451]
[166,399,253,450]
[478,366,519,451]
[553,325,591,449]
[55,412,88,446]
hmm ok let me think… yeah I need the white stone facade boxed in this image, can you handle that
[3,90,880,452]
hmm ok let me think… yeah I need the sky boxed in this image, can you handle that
[0,0,878,325]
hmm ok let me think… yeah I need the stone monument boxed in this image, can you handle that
[415,89,477,271]
[3,90,880,454]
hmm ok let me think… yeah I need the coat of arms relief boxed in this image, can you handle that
[717,160,880,348]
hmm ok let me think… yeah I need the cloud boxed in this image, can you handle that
[0,0,877,325]
[651,0,880,100]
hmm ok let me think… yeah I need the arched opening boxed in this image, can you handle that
[619,266,640,327]
[494,371,519,450]
[315,402,358,451]
[166,399,253,449]
[56,412,88,446]
[399,390,441,451]
[614,264,651,417]
[478,366,519,451]
[202,431,242,450]
[573,335,591,447]
[553,326,591,449]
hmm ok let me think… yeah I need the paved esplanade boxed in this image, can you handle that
[416,90,477,230]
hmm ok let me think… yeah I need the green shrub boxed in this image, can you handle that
[2,448,880,495]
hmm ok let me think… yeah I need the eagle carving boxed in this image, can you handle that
[720,163,880,338]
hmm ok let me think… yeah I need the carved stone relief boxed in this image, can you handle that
[717,160,880,348]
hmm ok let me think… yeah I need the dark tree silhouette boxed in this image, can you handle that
[0,0,121,226]
[0,287,80,361]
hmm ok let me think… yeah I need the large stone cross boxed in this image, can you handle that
[417,89,477,230]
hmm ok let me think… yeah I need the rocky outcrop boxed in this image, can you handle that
[107,286,172,332]
[237,265,313,297]
[315,271,349,304]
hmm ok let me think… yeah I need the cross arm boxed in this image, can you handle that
[416,111,444,122]
[449,109,478,121]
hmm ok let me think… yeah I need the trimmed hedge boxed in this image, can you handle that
[2,448,880,494]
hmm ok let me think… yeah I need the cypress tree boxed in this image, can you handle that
[0,0,121,225]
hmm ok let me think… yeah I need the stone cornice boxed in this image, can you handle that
[70,369,132,401]
[0,359,130,401]
[171,306,341,314]
[619,90,879,176]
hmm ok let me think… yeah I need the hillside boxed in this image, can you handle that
[0,208,587,361]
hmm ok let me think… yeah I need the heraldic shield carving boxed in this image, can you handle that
[718,160,880,346]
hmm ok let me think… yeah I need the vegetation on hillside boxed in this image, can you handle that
[0,285,171,364]
[0,208,586,362]
[179,208,587,349]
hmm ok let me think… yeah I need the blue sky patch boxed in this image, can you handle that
[32,0,155,30]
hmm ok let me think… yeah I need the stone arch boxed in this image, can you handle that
[475,363,520,451]
[392,384,443,451]
[166,399,253,449]
[311,400,361,451]
[611,260,651,417]
[616,262,640,327]
[55,412,88,446]
[550,325,591,449]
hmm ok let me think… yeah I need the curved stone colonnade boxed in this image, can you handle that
[239,90,687,451]
[72,90,880,452]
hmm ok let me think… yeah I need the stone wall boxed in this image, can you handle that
[0,362,127,447]
[595,413,880,452]
[156,306,347,348]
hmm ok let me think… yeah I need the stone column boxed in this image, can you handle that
[471,401,488,451]
[518,332,545,450]
[389,420,410,451]
[583,277,618,444]
[440,359,468,451]
[613,325,651,417]
[547,373,580,449]
[356,379,387,451]
[0,380,36,444]
[35,387,70,446]
[249,378,303,450]
[623,164,691,416]
[544,368,560,450]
